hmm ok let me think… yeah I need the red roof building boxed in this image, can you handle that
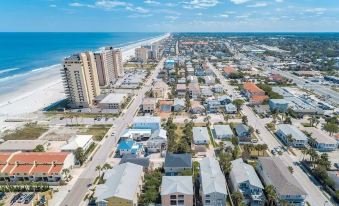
[0,152,74,183]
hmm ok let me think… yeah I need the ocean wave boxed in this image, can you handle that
[0,67,20,74]
[0,64,61,83]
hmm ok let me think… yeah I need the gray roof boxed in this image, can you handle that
[258,157,307,196]
[164,153,192,168]
[277,124,308,141]
[303,127,337,145]
[119,155,150,169]
[230,158,263,189]
[193,127,210,143]
[200,157,227,195]
[94,163,143,202]
[0,140,48,152]
[235,124,249,135]
[161,176,193,195]
[269,99,289,104]
[214,125,233,137]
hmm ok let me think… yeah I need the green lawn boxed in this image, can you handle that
[80,125,111,141]
[2,123,48,140]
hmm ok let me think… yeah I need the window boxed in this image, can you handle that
[205,199,211,204]
[178,200,184,205]
[170,195,176,199]
[178,195,184,199]
[170,200,177,205]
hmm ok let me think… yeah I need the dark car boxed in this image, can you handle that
[11,193,22,204]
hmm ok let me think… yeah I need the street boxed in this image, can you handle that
[207,61,334,206]
[60,58,166,206]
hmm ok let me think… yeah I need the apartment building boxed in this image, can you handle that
[61,52,101,108]
[94,47,124,87]
[161,176,194,206]
[135,47,149,62]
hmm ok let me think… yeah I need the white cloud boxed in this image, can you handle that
[165,3,177,7]
[144,0,160,5]
[236,15,249,19]
[247,2,268,8]
[196,12,203,16]
[165,15,180,21]
[305,8,327,15]
[275,0,283,2]
[128,13,153,18]
[230,0,251,5]
[94,0,131,9]
[182,0,219,9]
[126,6,149,14]
[219,14,229,18]
[69,2,84,7]
[49,4,57,7]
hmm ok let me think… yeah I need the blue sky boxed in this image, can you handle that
[1,0,339,32]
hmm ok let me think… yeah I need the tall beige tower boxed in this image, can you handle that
[94,47,124,86]
[112,48,124,78]
[61,52,101,108]
[135,47,149,62]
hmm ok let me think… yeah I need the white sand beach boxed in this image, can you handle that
[0,33,169,132]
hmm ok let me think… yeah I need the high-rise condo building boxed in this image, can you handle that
[135,47,149,62]
[94,47,124,86]
[61,52,101,108]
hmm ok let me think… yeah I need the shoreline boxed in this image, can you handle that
[0,33,169,131]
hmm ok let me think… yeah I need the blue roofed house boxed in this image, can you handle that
[214,125,234,140]
[230,158,265,206]
[164,153,192,176]
[165,59,175,70]
[117,139,144,157]
[276,124,308,148]
[269,99,289,113]
[235,124,251,141]
[193,127,210,145]
[199,157,228,206]
[225,103,237,114]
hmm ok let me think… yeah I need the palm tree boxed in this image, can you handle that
[101,163,112,172]
[285,134,295,147]
[231,191,244,206]
[242,115,248,125]
[265,185,277,205]
[95,165,102,177]
[261,144,268,156]
[61,169,70,181]
[255,144,262,156]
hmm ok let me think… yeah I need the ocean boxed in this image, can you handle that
[0,32,163,96]
[0,32,163,81]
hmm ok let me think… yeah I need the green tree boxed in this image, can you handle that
[323,122,338,136]
[95,165,102,177]
[265,185,277,206]
[33,144,45,152]
[219,152,232,175]
[233,99,245,112]
[231,191,244,206]
[242,115,248,125]
[288,166,294,174]
[74,147,86,165]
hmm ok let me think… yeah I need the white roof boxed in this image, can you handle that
[100,93,127,104]
[193,127,210,142]
[133,116,161,124]
[277,124,308,141]
[95,163,143,201]
[230,158,263,189]
[214,125,233,136]
[303,127,337,145]
[161,176,193,195]
[121,129,152,138]
[61,135,92,151]
[200,157,227,195]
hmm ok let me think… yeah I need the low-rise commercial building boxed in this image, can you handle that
[142,98,157,113]
[132,116,161,132]
[60,135,93,153]
[99,93,127,111]
[304,127,337,151]
[268,99,289,113]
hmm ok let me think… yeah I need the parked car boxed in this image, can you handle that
[0,192,5,200]
[17,194,27,203]
[11,193,22,204]
[271,149,277,155]
[24,193,34,204]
